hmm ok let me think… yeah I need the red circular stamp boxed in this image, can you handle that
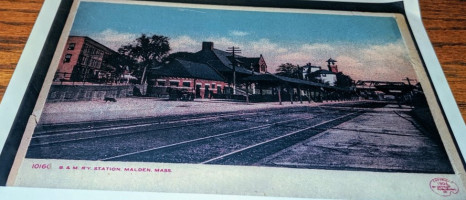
[430,178,459,197]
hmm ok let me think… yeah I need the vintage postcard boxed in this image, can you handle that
[5,0,465,199]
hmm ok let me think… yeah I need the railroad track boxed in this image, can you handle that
[29,106,331,147]
[202,112,361,165]
[101,111,362,163]
[34,106,317,135]
[30,111,262,146]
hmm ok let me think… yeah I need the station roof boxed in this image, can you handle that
[165,48,258,76]
[229,56,260,67]
[243,73,328,88]
[210,49,257,75]
[243,73,354,92]
[311,70,335,75]
[150,59,225,81]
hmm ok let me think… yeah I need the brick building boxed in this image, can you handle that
[149,59,227,99]
[55,36,117,83]
[148,41,268,99]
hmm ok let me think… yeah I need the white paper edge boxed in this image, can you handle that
[403,0,466,163]
[0,186,340,200]
[0,0,465,199]
[0,1,60,159]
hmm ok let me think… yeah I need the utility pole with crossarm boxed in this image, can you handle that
[226,46,241,95]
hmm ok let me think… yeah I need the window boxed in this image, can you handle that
[157,81,165,86]
[261,65,266,72]
[170,81,179,87]
[95,50,100,55]
[80,56,88,65]
[68,43,76,50]
[88,59,100,68]
[64,54,72,63]
[182,82,191,87]
[83,45,89,53]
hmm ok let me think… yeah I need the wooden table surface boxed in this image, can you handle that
[0,0,465,122]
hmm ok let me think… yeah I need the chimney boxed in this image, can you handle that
[202,42,214,51]
[326,58,338,73]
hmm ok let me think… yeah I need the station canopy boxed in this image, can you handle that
[244,73,321,87]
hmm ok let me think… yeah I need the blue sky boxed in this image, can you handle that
[71,2,401,46]
[69,1,416,82]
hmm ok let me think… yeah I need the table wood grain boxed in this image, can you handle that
[0,0,465,122]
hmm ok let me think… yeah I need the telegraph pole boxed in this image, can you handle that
[405,77,416,86]
[226,46,241,95]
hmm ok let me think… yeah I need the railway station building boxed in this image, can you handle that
[148,41,355,103]
[148,58,227,99]
[147,41,268,99]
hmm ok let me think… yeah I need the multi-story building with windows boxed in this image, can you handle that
[55,36,117,83]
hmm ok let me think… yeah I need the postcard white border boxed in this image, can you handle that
[403,0,466,162]
[0,0,61,158]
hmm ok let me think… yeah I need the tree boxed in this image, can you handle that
[335,72,354,88]
[119,34,171,84]
[275,63,302,79]
[103,50,134,83]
